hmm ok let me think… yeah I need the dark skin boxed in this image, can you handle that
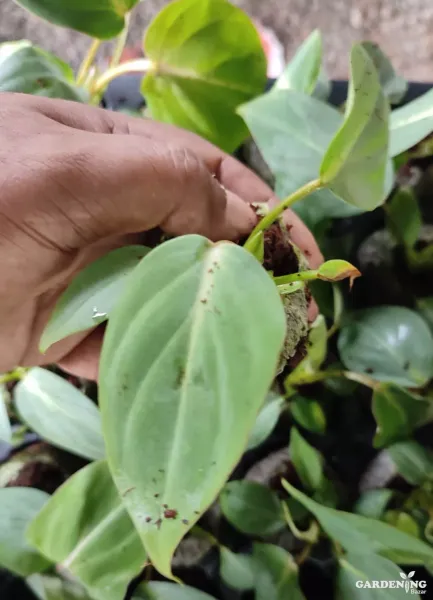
[0,93,322,380]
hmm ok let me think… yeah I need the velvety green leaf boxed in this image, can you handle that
[289,427,323,491]
[354,489,393,519]
[247,394,284,450]
[27,575,94,600]
[372,383,433,448]
[0,384,11,443]
[283,480,433,565]
[388,440,433,485]
[320,44,390,210]
[338,307,433,387]
[317,260,361,285]
[41,246,149,352]
[253,543,306,600]
[274,30,322,95]
[27,461,146,600]
[337,552,408,600]
[290,396,326,434]
[220,481,285,536]
[99,235,286,579]
[390,87,433,157]
[386,186,421,248]
[137,582,216,600]
[14,368,105,461]
[142,0,266,152]
[0,41,86,100]
[220,547,255,590]
[360,41,407,104]
[0,487,51,577]
[14,0,138,39]
[293,190,362,233]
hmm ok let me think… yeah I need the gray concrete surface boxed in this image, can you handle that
[0,0,432,80]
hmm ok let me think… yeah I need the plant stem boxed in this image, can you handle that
[244,178,322,251]
[77,39,102,86]
[110,14,131,69]
[343,370,380,390]
[286,369,379,390]
[92,58,153,95]
[0,367,28,385]
[274,270,319,286]
[282,502,320,543]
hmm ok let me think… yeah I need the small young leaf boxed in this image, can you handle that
[354,489,393,519]
[219,547,255,591]
[390,87,433,157]
[0,384,11,443]
[253,543,306,600]
[137,582,217,600]
[386,186,422,248]
[388,440,433,485]
[360,41,408,104]
[40,245,149,352]
[274,30,322,96]
[247,394,284,450]
[0,487,51,577]
[338,306,433,387]
[320,43,390,210]
[14,368,105,461]
[317,260,361,287]
[142,0,267,152]
[290,396,326,434]
[289,427,323,491]
[372,383,432,448]
[220,481,285,536]
[27,461,145,600]
[283,479,433,565]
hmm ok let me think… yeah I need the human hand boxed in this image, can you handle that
[0,93,322,379]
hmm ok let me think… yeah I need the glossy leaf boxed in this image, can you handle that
[14,368,105,461]
[320,44,390,210]
[283,480,433,565]
[27,575,94,600]
[220,547,255,591]
[289,427,323,490]
[99,235,286,579]
[41,246,149,352]
[390,87,433,157]
[14,0,138,39]
[274,30,322,95]
[372,383,433,448]
[388,440,433,485]
[337,552,408,600]
[142,0,266,152]
[0,41,85,100]
[220,480,285,536]
[27,461,146,600]
[354,489,393,519]
[386,186,421,248]
[0,487,51,577]
[290,396,326,434]
[137,582,216,600]
[0,384,11,443]
[360,41,407,104]
[253,544,306,600]
[338,306,433,387]
[247,394,284,450]
[317,260,361,287]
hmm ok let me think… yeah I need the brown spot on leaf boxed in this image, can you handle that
[164,509,178,519]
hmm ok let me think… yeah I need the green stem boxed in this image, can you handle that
[282,502,319,543]
[286,369,379,390]
[110,14,131,69]
[244,178,322,251]
[92,58,153,96]
[0,367,28,385]
[274,270,319,286]
[77,39,102,86]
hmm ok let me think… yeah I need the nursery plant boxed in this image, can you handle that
[1,0,433,599]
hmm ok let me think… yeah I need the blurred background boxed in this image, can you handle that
[0,0,432,80]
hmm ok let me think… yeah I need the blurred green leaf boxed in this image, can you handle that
[14,0,138,38]
[354,489,393,519]
[386,187,421,248]
[317,260,361,285]
[220,547,255,591]
[15,368,105,461]
[390,87,433,157]
[338,307,433,387]
[99,235,286,579]
[274,30,322,95]
[253,544,306,600]
[283,480,433,565]
[137,583,216,600]
[27,461,145,600]
[416,297,433,332]
[27,575,94,600]
[290,396,326,434]
[289,427,323,491]
[0,41,86,100]
[384,511,420,538]
[0,384,11,443]
[142,0,266,152]
[247,394,284,450]
[0,487,51,577]
[41,246,149,352]
[320,44,390,210]
[360,41,407,104]
[220,481,285,536]
[388,440,433,485]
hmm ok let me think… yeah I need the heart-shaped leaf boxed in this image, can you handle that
[338,307,433,387]
[290,396,326,434]
[253,544,306,600]
[14,368,105,461]
[220,481,285,536]
[0,384,11,443]
[283,480,433,565]
[0,41,86,100]
[320,43,390,210]
[0,487,51,577]
[360,42,407,104]
[289,427,323,491]
[14,0,138,39]
[41,246,149,352]
[388,440,433,485]
[247,393,284,451]
[142,0,266,152]
[27,461,146,600]
[99,235,286,579]
[390,87,433,157]
[274,30,322,96]
[220,547,255,591]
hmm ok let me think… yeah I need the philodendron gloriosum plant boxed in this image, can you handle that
[1,1,433,599]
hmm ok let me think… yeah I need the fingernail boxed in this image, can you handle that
[224,190,258,240]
